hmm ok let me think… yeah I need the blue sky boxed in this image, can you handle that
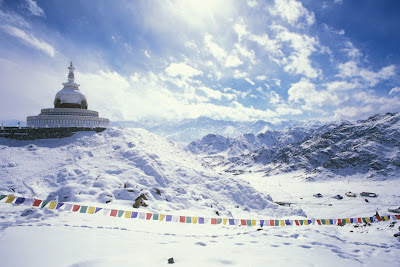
[1,0,400,123]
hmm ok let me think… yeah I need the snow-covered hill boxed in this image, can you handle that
[112,117,314,144]
[206,113,400,180]
[0,128,303,218]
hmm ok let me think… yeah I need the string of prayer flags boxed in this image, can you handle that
[1,194,399,228]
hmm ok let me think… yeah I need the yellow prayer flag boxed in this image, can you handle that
[365,217,371,223]
[125,211,132,218]
[48,202,57,209]
[87,207,95,214]
[304,220,309,225]
[251,220,256,226]
[159,214,166,221]
[5,195,16,203]
[346,218,351,224]
[326,219,330,225]
[280,220,285,226]
[223,219,228,225]
[192,217,198,224]
[383,216,390,221]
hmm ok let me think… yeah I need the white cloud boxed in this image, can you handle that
[275,103,303,115]
[204,34,243,68]
[389,87,400,95]
[269,0,315,26]
[2,25,55,57]
[165,63,202,79]
[337,61,397,87]
[325,80,359,91]
[0,9,30,28]
[271,78,281,87]
[256,75,268,81]
[288,78,343,110]
[233,70,248,79]
[333,91,400,120]
[225,53,243,67]
[234,43,256,64]
[342,41,362,59]
[143,50,151,58]
[268,90,281,104]
[275,27,321,78]
[245,78,255,85]
[247,0,258,8]
[25,0,45,17]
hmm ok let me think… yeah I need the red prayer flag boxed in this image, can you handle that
[240,220,247,225]
[72,205,80,212]
[395,215,400,220]
[211,218,217,224]
[270,220,275,226]
[110,209,118,217]
[180,216,185,223]
[32,199,42,207]
[146,213,152,220]
[316,220,322,225]
[376,216,382,221]
[295,220,300,226]
[357,218,362,223]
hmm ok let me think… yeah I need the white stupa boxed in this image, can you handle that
[27,62,110,128]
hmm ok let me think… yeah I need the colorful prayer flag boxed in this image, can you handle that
[88,207,96,214]
[72,205,81,212]
[48,202,57,209]
[5,195,15,203]
[32,199,42,207]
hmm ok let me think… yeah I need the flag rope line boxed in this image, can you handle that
[1,194,399,227]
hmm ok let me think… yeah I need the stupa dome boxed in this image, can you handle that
[54,62,88,109]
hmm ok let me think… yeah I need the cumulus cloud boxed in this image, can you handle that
[275,26,321,78]
[269,0,315,26]
[337,61,397,87]
[288,78,343,110]
[2,25,55,57]
[333,91,400,120]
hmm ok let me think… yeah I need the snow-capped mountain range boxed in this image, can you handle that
[187,112,400,180]
[112,117,320,144]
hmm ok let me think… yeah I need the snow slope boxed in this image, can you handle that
[0,127,302,219]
